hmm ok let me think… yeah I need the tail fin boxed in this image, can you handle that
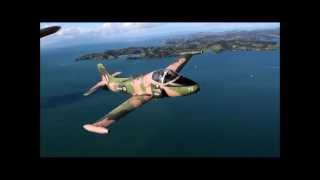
[97,63,111,82]
[83,63,111,96]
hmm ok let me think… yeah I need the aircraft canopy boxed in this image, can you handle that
[152,69,179,84]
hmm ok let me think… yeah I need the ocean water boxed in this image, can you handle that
[40,43,280,157]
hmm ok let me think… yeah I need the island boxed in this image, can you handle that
[75,28,279,61]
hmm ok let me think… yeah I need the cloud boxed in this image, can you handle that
[97,23,164,34]
[56,27,91,37]
[40,22,279,49]
[47,23,164,40]
[200,23,279,31]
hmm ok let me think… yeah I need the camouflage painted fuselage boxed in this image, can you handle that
[106,70,200,98]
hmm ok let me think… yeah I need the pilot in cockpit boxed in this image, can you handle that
[152,69,179,84]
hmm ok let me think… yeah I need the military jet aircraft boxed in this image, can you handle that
[40,26,60,38]
[83,50,203,134]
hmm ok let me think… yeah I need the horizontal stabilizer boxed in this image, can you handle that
[83,81,105,96]
[112,71,122,77]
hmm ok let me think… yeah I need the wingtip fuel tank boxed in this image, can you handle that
[179,50,204,55]
[40,26,61,38]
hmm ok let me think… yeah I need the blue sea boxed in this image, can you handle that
[40,42,280,157]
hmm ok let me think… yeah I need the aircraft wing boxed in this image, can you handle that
[83,95,153,134]
[166,50,203,73]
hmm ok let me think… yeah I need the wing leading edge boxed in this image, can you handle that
[83,95,153,134]
[166,50,203,73]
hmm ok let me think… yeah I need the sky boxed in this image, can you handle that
[40,22,280,49]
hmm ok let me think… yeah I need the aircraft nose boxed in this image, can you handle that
[193,84,200,93]
[188,84,200,94]
[195,84,200,92]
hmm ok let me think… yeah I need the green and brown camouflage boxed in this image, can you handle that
[83,50,203,134]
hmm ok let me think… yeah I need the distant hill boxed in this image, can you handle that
[75,28,280,61]
[166,28,280,45]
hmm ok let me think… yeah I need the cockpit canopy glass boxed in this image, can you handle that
[152,69,179,84]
